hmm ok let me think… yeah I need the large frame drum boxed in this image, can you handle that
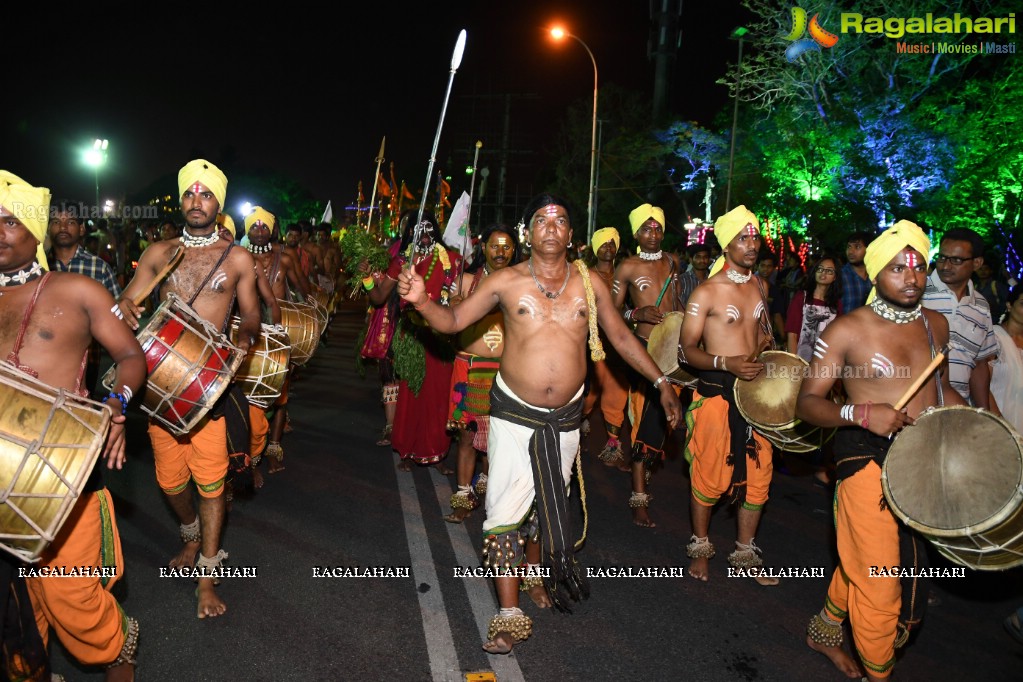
[646,311,697,388]
[0,363,111,562]
[735,351,834,453]
[229,318,291,408]
[104,294,244,436]
[882,406,1023,571]
[279,300,321,366]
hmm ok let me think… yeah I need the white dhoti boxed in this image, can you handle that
[482,373,581,534]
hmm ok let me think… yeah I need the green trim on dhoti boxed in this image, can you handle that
[741,500,763,511]
[691,487,719,506]
[682,396,705,466]
[825,592,848,620]
[195,477,225,494]
[163,480,189,495]
[861,652,897,675]
[482,505,534,538]
[97,489,117,589]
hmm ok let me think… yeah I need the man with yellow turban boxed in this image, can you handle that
[117,158,263,619]
[795,219,963,680]
[0,170,147,679]
[679,204,778,585]
[581,227,630,473]
[612,205,694,528]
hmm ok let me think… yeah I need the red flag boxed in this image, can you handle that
[357,181,365,204]
[402,183,415,201]
[377,172,392,198]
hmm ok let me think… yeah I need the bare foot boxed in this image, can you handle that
[268,458,285,475]
[632,507,656,528]
[105,661,134,682]
[482,631,515,655]
[397,458,413,472]
[434,461,455,475]
[443,507,472,524]
[750,569,780,587]
[169,540,200,569]
[252,468,265,489]
[527,584,552,608]
[688,556,710,582]
[196,580,227,619]
[805,635,862,678]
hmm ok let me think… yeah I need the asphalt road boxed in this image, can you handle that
[49,299,1023,681]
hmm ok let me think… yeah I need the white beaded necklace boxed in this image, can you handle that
[180,226,220,248]
[869,297,922,324]
[726,268,752,284]
[639,250,663,261]
[247,243,272,254]
[0,261,43,287]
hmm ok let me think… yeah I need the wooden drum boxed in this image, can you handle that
[229,318,291,408]
[279,300,321,366]
[646,311,697,388]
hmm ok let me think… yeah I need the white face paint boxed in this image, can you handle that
[687,302,701,317]
[635,275,654,291]
[725,304,741,322]
[871,352,896,378]
[813,337,829,360]
[518,296,539,319]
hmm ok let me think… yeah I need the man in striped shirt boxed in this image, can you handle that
[840,231,874,312]
[47,201,122,298]
[921,227,998,409]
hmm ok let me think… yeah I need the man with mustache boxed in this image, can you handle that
[117,159,261,619]
[679,205,778,585]
[797,221,963,681]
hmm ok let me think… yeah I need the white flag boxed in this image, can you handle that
[320,201,333,225]
[442,191,473,264]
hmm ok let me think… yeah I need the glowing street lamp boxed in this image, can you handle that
[83,139,108,211]
[550,25,598,242]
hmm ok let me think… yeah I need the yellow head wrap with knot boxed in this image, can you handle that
[0,171,51,271]
[864,220,931,304]
[177,159,227,210]
[628,204,665,235]
[590,227,620,255]
[217,213,236,239]
[244,207,276,235]
[708,205,760,278]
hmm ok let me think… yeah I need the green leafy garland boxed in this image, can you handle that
[391,316,426,394]
[339,229,391,289]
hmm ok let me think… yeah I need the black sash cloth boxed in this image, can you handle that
[834,427,929,641]
[629,338,669,467]
[211,384,251,471]
[695,370,762,504]
[489,380,589,612]
[0,555,50,680]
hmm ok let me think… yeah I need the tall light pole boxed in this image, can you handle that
[725,27,747,212]
[550,26,598,243]
[83,138,108,210]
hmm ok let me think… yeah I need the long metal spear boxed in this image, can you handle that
[413,29,467,249]
[364,136,386,234]
[456,140,483,293]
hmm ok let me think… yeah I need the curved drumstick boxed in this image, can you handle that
[893,347,947,410]
[130,246,184,306]
[746,337,771,363]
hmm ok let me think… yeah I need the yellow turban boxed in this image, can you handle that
[244,206,276,234]
[591,227,620,255]
[0,171,51,271]
[177,159,227,210]
[714,205,759,249]
[628,204,665,235]
[217,213,236,238]
[864,220,931,303]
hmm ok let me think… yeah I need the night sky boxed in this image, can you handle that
[5,1,748,216]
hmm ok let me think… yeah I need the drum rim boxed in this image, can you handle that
[735,350,808,431]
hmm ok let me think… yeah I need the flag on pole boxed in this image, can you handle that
[377,172,392,198]
[320,200,333,225]
[442,191,473,265]
[402,182,415,201]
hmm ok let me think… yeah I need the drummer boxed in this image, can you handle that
[796,220,963,681]
[117,159,261,619]
[611,204,691,528]
[678,205,777,585]
[0,171,146,679]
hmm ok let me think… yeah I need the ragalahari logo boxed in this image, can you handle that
[784,7,839,61]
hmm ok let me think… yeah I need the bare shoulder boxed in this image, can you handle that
[227,244,256,270]
[48,271,113,305]
[922,307,950,338]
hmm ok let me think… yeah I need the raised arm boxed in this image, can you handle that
[398,265,502,334]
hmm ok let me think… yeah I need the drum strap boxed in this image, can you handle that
[654,258,675,309]
[268,248,283,287]
[921,313,944,407]
[187,244,235,307]
[5,272,89,395]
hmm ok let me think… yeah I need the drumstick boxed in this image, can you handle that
[893,348,947,410]
[130,246,184,307]
[745,338,771,363]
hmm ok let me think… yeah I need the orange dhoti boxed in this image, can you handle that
[249,404,269,459]
[583,353,628,439]
[148,417,228,497]
[824,462,901,677]
[684,390,773,510]
[26,488,128,666]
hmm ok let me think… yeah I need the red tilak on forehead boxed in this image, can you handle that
[905,252,920,269]
[744,223,757,236]
[191,183,202,194]
[543,205,560,216]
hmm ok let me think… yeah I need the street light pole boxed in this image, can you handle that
[725,28,747,212]
[550,27,598,243]
[84,139,108,211]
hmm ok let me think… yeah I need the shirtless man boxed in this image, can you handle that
[799,221,963,681]
[445,224,519,523]
[398,192,682,655]
[613,204,692,527]
[0,171,146,681]
[316,222,342,292]
[117,159,261,619]
[679,205,778,585]
[244,207,308,474]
